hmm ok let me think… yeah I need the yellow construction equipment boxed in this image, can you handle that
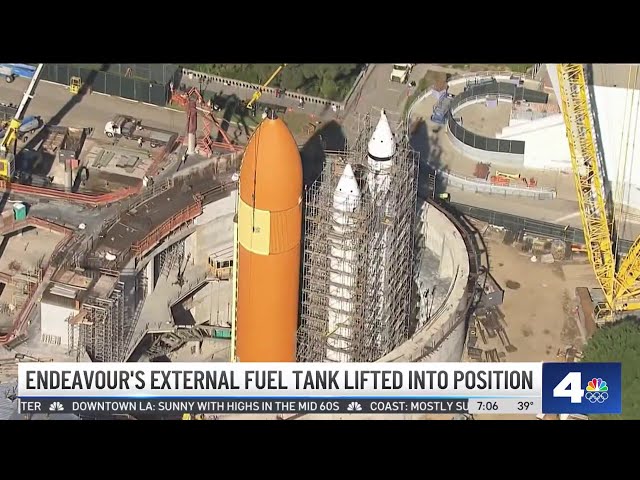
[557,64,640,323]
[495,170,521,181]
[0,63,44,179]
[69,76,82,95]
[182,413,206,420]
[246,64,287,110]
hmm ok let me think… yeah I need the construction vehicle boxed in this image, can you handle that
[557,64,640,323]
[0,65,16,83]
[246,64,287,110]
[182,413,206,420]
[0,116,42,143]
[0,63,44,179]
[495,170,521,181]
[104,114,176,148]
[390,64,414,84]
[69,76,82,95]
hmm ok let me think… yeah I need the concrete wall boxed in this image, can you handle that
[192,192,236,266]
[441,169,557,199]
[509,80,640,209]
[192,281,233,327]
[590,85,640,209]
[379,202,471,364]
[40,302,78,347]
[499,114,571,171]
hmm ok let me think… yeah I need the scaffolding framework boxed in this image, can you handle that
[68,269,147,362]
[297,112,418,362]
[158,240,185,278]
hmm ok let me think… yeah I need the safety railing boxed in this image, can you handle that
[131,198,203,259]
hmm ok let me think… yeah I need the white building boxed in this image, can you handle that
[497,64,640,209]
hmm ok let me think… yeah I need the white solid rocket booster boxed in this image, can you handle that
[327,163,361,362]
[367,109,396,201]
[367,110,397,338]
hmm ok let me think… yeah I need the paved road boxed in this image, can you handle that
[1,78,188,140]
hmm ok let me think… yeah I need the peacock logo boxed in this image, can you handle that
[585,378,609,403]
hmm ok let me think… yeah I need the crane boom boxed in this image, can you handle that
[558,63,640,320]
[0,63,44,178]
[246,64,287,109]
[557,64,617,308]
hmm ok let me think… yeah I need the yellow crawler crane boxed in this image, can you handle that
[557,64,640,323]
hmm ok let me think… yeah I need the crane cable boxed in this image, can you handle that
[612,66,640,274]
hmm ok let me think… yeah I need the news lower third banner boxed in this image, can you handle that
[17,362,622,416]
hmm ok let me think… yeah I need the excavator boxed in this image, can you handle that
[245,64,287,110]
[0,63,44,179]
[557,64,640,323]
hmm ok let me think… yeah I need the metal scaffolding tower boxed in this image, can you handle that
[297,112,418,362]
[68,273,147,362]
[158,240,185,278]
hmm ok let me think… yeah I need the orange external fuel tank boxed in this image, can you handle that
[235,111,303,362]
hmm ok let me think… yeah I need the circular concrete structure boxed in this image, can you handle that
[217,199,478,420]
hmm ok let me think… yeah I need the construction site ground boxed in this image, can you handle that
[94,168,219,261]
[461,222,594,420]
[0,227,63,332]
[409,77,640,242]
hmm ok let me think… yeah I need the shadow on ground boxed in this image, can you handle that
[408,117,449,200]
[300,120,347,186]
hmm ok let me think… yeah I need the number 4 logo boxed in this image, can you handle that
[553,371,585,403]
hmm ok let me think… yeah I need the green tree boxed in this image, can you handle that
[581,317,640,419]
[184,64,364,101]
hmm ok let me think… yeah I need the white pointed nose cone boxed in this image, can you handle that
[333,163,361,213]
[368,109,396,160]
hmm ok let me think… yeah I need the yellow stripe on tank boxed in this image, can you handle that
[238,197,271,256]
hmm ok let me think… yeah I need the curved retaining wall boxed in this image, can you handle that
[407,83,556,199]
[379,201,471,363]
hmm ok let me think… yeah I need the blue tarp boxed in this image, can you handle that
[0,64,36,79]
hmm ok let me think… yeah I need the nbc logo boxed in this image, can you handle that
[585,378,608,404]
[49,402,64,412]
[347,401,362,412]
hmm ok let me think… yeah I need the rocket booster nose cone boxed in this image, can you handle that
[368,110,396,160]
[334,163,361,211]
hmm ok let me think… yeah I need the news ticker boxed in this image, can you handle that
[17,362,622,416]
[18,397,539,415]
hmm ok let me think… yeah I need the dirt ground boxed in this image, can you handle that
[457,102,512,137]
[469,226,596,420]
[0,227,64,332]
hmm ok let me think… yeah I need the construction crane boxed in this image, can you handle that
[557,64,640,323]
[246,64,287,110]
[0,63,44,179]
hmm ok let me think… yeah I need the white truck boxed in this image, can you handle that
[104,114,176,148]
[390,64,414,83]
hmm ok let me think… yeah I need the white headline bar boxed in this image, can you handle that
[18,362,543,398]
